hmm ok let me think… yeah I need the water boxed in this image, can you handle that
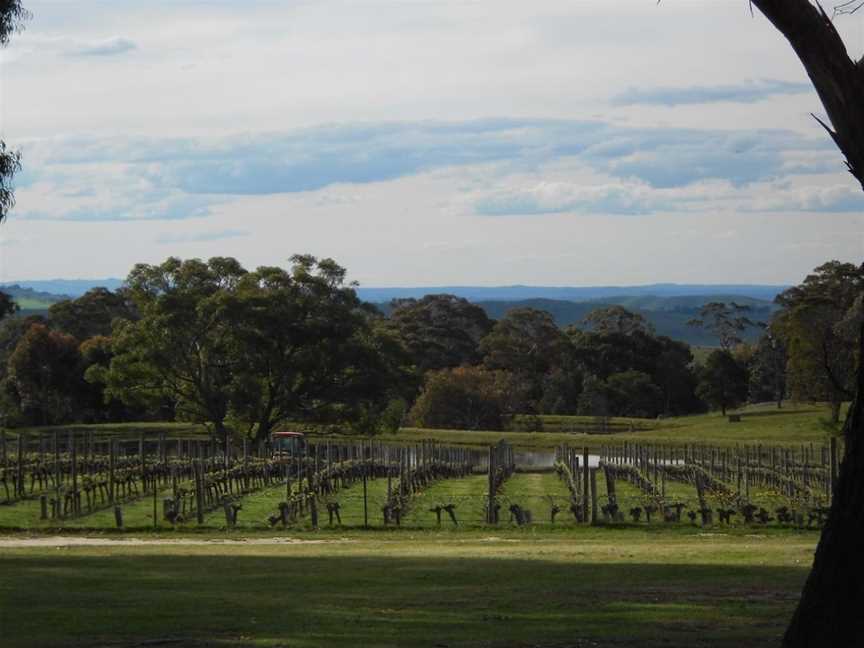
[514,450,603,470]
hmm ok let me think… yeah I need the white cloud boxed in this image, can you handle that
[1,0,862,285]
[68,37,137,57]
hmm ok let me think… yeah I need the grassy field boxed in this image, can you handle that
[0,528,817,648]
[397,403,843,449]
[6,402,843,450]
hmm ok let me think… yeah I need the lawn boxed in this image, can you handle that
[6,402,843,450]
[397,402,843,449]
[0,528,817,647]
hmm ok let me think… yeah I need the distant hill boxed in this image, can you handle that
[375,296,777,347]
[0,279,124,298]
[0,284,68,313]
[1,279,780,345]
[356,283,787,303]
[4,280,787,302]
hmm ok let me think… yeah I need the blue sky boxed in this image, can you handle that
[0,0,862,285]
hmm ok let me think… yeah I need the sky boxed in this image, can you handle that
[0,0,862,287]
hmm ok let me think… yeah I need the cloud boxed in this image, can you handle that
[13,118,846,222]
[468,176,864,217]
[475,181,661,216]
[68,37,137,57]
[156,229,250,244]
[611,79,813,106]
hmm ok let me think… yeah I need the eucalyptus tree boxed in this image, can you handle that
[386,294,494,374]
[583,305,654,336]
[695,349,748,417]
[3,323,83,425]
[0,1,28,224]
[49,287,137,341]
[225,256,404,440]
[103,257,247,443]
[774,261,863,422]
[687,302,759,351]
[679,1,864,643]
[480,307,570,413]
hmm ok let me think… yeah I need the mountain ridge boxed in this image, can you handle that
[2,279,788,302]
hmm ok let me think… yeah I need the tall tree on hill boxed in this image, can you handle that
[103,257,246,445]
[583,305,655,336]
[386,294,493,374]
[49,288,137,341]
[481,307,570,412]
[695,349,748,417]
[735,2,864,644]
[3,323,84,425]
[0,291,17,321]
[687,302,759,351]
[747,330,787,408]
[224,257,405,441]
[774,261,862,423]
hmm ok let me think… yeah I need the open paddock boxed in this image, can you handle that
[0,528,817,648]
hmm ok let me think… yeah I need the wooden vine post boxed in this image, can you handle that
[108,439,116,503]
[15,432,24,498]
[487,445,495,524]
[582,447,589,524]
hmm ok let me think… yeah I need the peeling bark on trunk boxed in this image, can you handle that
[747,3,864,645]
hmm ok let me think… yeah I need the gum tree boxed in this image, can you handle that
[737,2,864,645]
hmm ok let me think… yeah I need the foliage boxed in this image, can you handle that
[748,331,787,407]
[0,140,21,224]
[0,0,28,45]
[583,305,655,336]
[103,257,247,435]
[482,308,568,376]
[48,288,137,341]
[696,349,749,416]
[687,301,761,351]
[408,366,516,430]
[606,370,664,418]
[0,2,27,223]
[480,307,571,413]
[0,290,18,321]
[570,318,701,417]
[773,261,863,422]
[386,294,493,374]
[2,323,84,425]
[224,257,409,440]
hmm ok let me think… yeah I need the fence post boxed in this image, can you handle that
[487,446,494,524]
[582,447,589,524]
[16,433,24,498]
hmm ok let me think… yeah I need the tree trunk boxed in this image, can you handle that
[829,398,841,425]
[752,1,864,190]
[747,2,864,645]
[783,319,864,648]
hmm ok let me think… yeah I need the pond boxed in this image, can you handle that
[514,450,603,470]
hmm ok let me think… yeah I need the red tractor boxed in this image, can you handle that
[270,430,306,457]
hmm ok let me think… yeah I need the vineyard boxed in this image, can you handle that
[0,428,842,531]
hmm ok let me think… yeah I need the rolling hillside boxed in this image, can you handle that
[375,295,776,346]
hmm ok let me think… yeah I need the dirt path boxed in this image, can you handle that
[0,536,355,548]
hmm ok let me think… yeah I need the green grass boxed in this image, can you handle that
[498,471,573,524]
[397,402,843,449]
[4,402,843,450]
[0,528,817,647]
[402,473,491,527]
[12,297,56,309]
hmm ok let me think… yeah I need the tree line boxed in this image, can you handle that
[0,257,859,437]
